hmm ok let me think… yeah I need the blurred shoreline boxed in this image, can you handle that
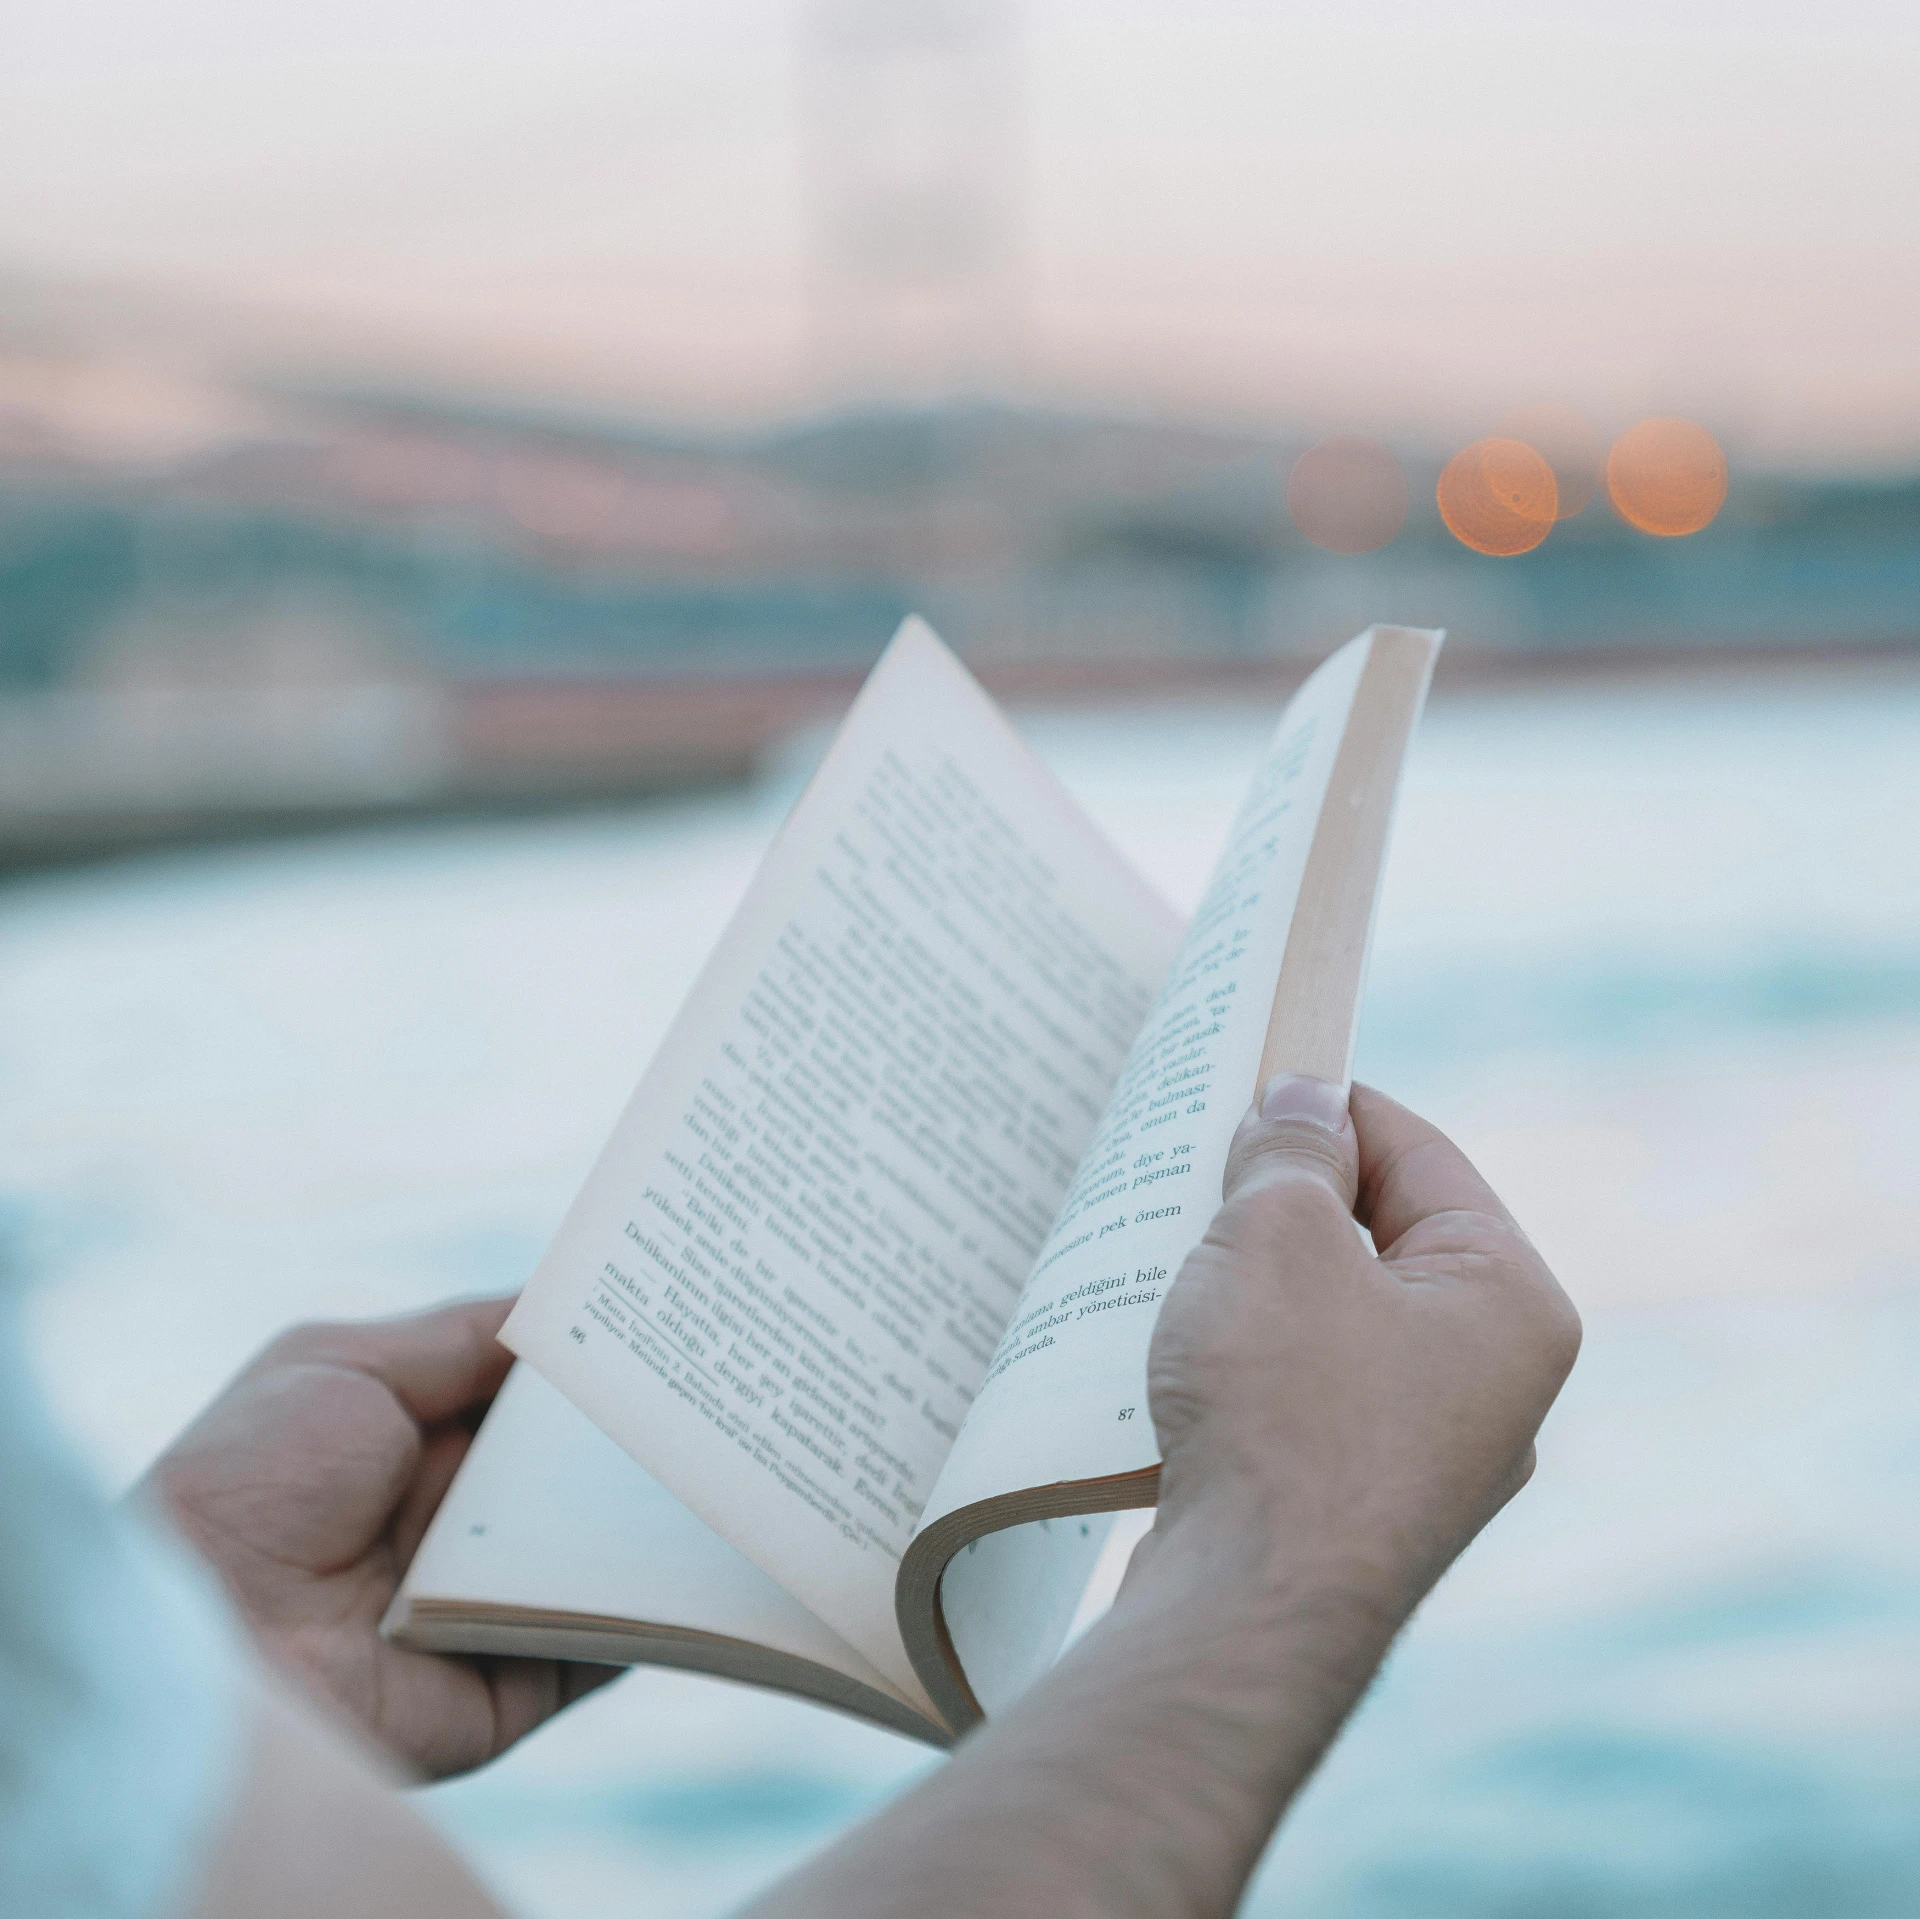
[9,345,1920,872]
[6,640,1917,875]
[7,638,1918,874]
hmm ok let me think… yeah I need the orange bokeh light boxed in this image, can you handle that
[1495,404,1601,519]
[1606,417,1727,536]
[1436,438,1557,556]
[1285,437,1408,553]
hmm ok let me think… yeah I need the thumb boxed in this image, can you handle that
[1221,1072,1361,1216]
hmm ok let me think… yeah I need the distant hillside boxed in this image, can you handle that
[5,371,1919,699]
[3,359,1918,865]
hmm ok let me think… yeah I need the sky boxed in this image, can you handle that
[3,0,1919,465]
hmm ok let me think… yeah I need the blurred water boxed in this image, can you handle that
[3,663,1919,1917]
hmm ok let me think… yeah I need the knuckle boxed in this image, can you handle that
[264,1317,353,1369]
[1229,1167,1355,1247]
[1536,1285,1584,1373]
[1145,1341,1215,1451]
[1226,1123,1354,1196]
[265,1320,326,1360]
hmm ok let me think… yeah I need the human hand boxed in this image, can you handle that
[140,1296,613,1780]
[738,1086,1575,1919]
[1144,1076,1581,1628]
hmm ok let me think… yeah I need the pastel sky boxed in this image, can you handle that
[4,0,1918,464]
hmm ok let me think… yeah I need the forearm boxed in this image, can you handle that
[749,1076,1576,1919]
[742,1498,1405,1919]
[185,1679,505,1919]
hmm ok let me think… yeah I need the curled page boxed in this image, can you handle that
[898,625,1442,1728]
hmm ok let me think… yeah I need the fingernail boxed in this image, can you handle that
[1258,1073,1351,1131]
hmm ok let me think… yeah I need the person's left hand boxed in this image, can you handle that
[140,1295,614,1780]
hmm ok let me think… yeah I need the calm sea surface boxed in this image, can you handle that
[4,665,1920,1917]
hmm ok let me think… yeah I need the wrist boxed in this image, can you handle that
[994,1485,1411,1890]
[1125,1476,1418,1673]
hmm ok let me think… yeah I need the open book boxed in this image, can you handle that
[386,618,1441,1745]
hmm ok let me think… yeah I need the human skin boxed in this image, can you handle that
[169,1075,1579,1919]
[139,1295,612,1780]
[738,1075,1581,1919]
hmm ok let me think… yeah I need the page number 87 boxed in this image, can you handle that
[1116,1406,1135,1421]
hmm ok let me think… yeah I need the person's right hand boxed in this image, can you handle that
[740,1084,1576,1919]
[1143,1075,1581,1629]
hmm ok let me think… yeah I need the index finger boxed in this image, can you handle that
[1349,1082,1515,1254]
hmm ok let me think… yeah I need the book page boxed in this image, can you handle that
[504,621,1181,1703]
[391,1366,912,1703]
[916,628,1439,1549]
